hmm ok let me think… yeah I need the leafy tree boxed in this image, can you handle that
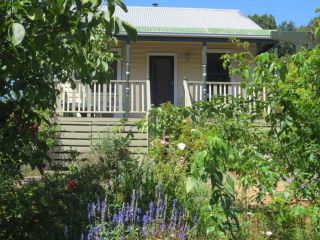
[248,14,277,29]
[0,0,136,179]
[226,22,320,199]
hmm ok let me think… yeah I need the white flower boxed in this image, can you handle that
[178,143,186,151]
[191,129,196,132]
[266,231,273,237]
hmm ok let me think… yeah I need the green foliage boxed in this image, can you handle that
[0,109,57,180]
[248,14,277,29]
[0,0,136,179]
[187,136,240,239]
[226,32,320,199]
[148,103,191,138]
[0,168,106,239]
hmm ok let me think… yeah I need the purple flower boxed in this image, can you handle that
[178,227,185,240]
[160,222,166,232]
[172,199,177,209]
[142,225,148,236]
[112,213,119,225]
[118,208,124,225]
[152,228,158,236]
[87,226,96,240]
[149,201,155,219]
[87,203,95,220]
[96,197,101,213]
[142,211,150,226]
[193,214,198,226]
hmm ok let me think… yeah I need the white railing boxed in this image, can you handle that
[56,80,151,115]
[185,80,266,105]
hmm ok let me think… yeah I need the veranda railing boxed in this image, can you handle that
[183,80,267,106]
[55,80,151,116]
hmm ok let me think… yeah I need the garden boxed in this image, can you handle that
[1,0,320,239]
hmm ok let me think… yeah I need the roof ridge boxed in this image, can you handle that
[113,5,240,13]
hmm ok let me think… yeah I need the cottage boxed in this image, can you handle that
[56,6,279,116]
[52,6,303,161]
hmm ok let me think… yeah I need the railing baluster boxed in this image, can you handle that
[119,82,123,112]
[98,84,101,112]
[103,84,107,112]
[195,84,198,101]
[81,84,85,112]
[87,84,91,117]
[93,83,96,112]
[131,83,134,112]
[113,83,117,112]
[77,83,81,111]
[141,83,145,112]
[208,84,212,100]
[135,83,140,112]
[109,82,112,112]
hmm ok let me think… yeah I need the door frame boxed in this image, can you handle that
[146,53,178,105]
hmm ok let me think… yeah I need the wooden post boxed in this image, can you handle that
[55,81,62,115]
[125,40,131,115]
[146,78,151,111]
[202,42,207,101]
[273,42,279,57]
[183,77,192,107]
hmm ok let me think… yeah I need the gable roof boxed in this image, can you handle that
[104,6,272,39]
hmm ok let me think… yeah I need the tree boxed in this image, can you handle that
[226,22,320,199]
[0,0,136,179]
[248,14,277,30]
[277,21,297,56]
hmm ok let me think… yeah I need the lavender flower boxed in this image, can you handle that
[178,226,185,240]
[193,214,198,226]
[88,203,96,220]
[96,197,101,213]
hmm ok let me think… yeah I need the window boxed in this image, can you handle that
[207,53,230,82]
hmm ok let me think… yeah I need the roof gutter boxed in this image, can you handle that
[119,31,272,40]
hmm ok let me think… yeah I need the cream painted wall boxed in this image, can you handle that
[116,40,257,106]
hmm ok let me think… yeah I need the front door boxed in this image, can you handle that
[149,56,174,106]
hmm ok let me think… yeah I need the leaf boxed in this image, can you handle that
[103,10,110,22]
[226,174,235,192]
[100,62,109,72]
[115,0,128,12]
[114,17,122,35]
[122,20,137,41]
[25,7,44,21]
[10,23,26,46]
[243,69,249,80]
[186,177,197,193]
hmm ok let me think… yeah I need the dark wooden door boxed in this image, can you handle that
[149,56,174,106]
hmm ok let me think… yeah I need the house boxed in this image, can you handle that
[52,5,298,162]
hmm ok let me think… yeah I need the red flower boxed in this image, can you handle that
[67,180,75,190]
[30,123,39,135]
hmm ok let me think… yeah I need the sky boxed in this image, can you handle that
[124,0,319,27]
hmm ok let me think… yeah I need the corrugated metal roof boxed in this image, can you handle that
[100,6,272,39]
